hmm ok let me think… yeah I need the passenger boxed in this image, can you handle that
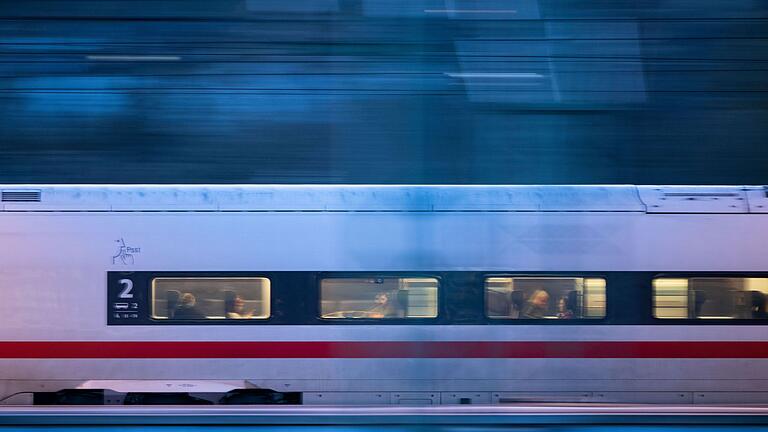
[521,289,550,319]
[557,294,573,319]
[226,295,254,319]
[558,291,579,319]
[693,291,707,318]
[367,291,398,318]
[509,291,525,319]
[173,292,206,320]
[765,295,768,320]
[750,291,767,319]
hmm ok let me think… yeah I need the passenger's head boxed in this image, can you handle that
[233,295,245,312]
[180,292,196,308]
[530,290,550,308]
[374,292,389,305]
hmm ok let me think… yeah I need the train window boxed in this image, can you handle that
[320,277,438,319]
[653,277,768,319]
[485,277,606,319]
[151,278,270,320]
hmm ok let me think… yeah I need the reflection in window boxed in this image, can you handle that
[320,277,438,319]
[654,277,768,319]
[151,278,270,320]
[485,277,606,319]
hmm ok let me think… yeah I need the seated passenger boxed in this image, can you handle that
[557,291,579,319]
[173,292,206,320]
[557,298,572,319]
[226,295,254,319]
[366,291,399,318]
[521,289,550,319]
[692,290,707,318]
[750,291,767,319]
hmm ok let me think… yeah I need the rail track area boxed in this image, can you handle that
[2,406,768,430]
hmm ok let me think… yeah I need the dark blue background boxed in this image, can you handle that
[1,0,767,184]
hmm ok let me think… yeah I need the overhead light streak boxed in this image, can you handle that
[445,72,544,79]
[424,9,517,14]
[85,55,181,61]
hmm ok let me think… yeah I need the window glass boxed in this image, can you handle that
[320,277,438,319]
[654,277,768,319]
[485,277,606,319]
[151,277,270,320]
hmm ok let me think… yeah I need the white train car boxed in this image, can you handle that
[1,185,768,405]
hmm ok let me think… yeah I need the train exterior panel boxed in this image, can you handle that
[1,185,767,405]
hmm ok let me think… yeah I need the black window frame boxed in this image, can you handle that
[481,273,610,324]
[651,272,768,324]
[149,276,274,321]
[315,272,442,324]
[107,270,768,326]
[108,271,311,326]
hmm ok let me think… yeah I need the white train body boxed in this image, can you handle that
[1,185,768,405]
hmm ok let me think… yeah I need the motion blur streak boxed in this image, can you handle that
[0,425,763,431]
[85,55,182,61]
[0,0,767,184]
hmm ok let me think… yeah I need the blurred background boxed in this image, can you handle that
[0,0,767,184]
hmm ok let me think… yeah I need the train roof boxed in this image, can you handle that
[0,185,766,213]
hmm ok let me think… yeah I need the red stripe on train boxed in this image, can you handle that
[1,341,768,358]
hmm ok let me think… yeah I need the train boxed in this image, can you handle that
[1,184,768,406]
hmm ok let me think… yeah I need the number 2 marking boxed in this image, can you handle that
[118,279,134,299]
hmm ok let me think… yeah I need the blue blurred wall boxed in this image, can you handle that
[0,0,766,184]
